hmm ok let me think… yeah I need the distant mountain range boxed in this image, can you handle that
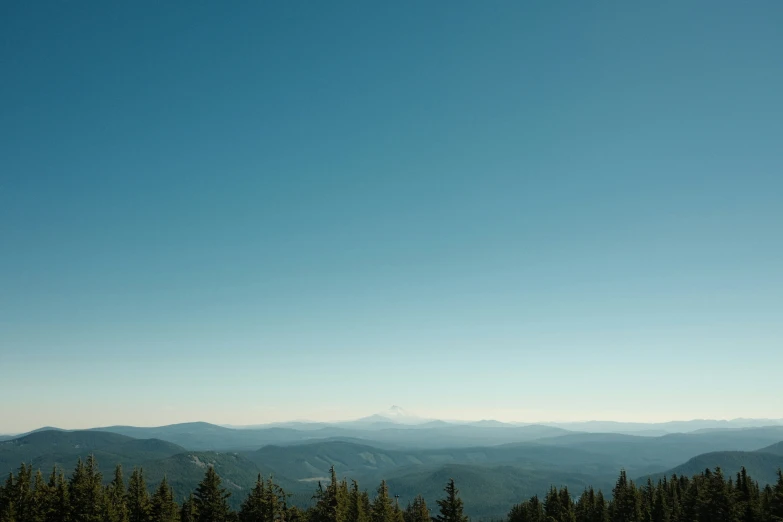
[2,415,783,518]
[7,408,783,439]
[220,408,783,436]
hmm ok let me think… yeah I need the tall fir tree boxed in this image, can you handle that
[151,477,179,522]
[106,464,129,522]
[264,476,289,522]
[697,468,732,522]
[593,491,608,522]
[0,472,16,522]
[239,474,267,522]
[31,469,49,522]
[403,495,430,522]
[434,480,468,522]
[544,486,562,522]
[347,481,368,522]
[370,481,395,522]
[49,470,71,522]
[312,466,345,522]
[239,474,288,522]
[69,456,106,522]
[12,464,33,522]
[650,486,669,522]
[610,470,640,522]
[193,466,232,522]
[179,494,197,522]
[127,468,151,522]
[770,469,783,522]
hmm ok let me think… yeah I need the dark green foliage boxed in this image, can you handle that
[771,469,783,522]
[239,475,267,522]
[510,466,783,522]
[574,487,607,522]
[347,481,369,522]
[403,495,430,522]
[2,450,783,522]
[106,464,129,522]
[312,467,346,522]
[0,431,185,477]
[180,495,197,522]
[696,467,732,522]
[151,476,179,522]
[371,481,395,522]
[69,455,106,522]
[193,466,232,522]
[649,451,783,487]
[127,468,152,522]
[239,474,288,522]
[49,469,71,522]
[434,479,468,522]
[609,471,639,522]
[508,495,542,522]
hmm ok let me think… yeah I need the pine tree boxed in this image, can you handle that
[264,476,289,522]
[39,468,61,522]
[315,467,344,522]
[697,468,731,522]
[610,471,639,522]
[193,466,232,522]
[286,506,306,522]
[640,480,654,522]
[651,486,669,522]
[238,474,287,522]
[239,474,266,522]
[370,481,395,522]
[559,487,575,522]
[575,488,592,522]
[509,494,546,522]
[403,495,430,522]
[735,468,760,522]
[13,464,33,522]
[0,472,16,522]
[127,468,151,522]
[434,479,468,522]
[770,469,783,522]
[593,491,607,522]
[545,486,564,522]
[31,469,49,522]
[347,481,368,522]
[392,503,405,522]
[69,456,106,522]
[180,495,197,522]
[106,464,129,522]
[361,492,372,522]
[49,470,71,522]
[151,477,179,522]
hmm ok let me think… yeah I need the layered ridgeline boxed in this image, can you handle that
[1,454,782,522]
[3,425,783,518]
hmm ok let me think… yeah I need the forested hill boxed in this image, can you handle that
[1,454,782,522]
[643,450,783,486]
[0,430,185,471]
[2,427,783,518]
[758,442,783,456]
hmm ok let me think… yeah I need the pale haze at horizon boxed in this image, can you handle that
[1,2,782,433]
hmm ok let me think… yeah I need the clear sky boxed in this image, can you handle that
[1,1,782,433]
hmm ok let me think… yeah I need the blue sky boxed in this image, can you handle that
[1,1,781,433]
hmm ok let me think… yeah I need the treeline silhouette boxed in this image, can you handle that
[509,468,783,522]
[0,455,782,522]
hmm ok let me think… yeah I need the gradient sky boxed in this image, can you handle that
[1,1,782,433]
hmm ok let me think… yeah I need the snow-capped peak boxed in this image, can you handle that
[385,405,412,418]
